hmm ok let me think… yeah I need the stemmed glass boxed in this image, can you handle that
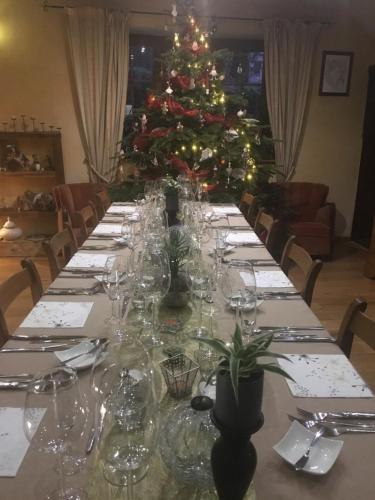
[93,341,159,500]
[221,260,257,332]
[214,227,230,277]
[188,260,213,338]
[138,246,171,347]
[101,256,121,329]
[24,366,89,500]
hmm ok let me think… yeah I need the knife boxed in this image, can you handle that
[12,334,88,341]
[257,326,325,332]
[0,344,73,353]
[0,380,29,390]
[271,335,335,343]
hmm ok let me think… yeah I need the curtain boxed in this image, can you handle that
[263,19,322,180]
[65,7,129,183]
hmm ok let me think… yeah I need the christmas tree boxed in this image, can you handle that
[122,13,278,202]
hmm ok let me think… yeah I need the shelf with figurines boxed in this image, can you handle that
[0,114,65,183]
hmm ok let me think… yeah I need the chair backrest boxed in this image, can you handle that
[280,236,323,306]
[95,189,111,219]
[254,210,278,253]
[76,204,98,241]
[0,259,43,345]
[279,182,329,222]
[239,192,257,224]
[42,225,78,281]
[336,298,375,358]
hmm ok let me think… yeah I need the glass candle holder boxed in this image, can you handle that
[160,354,199,399]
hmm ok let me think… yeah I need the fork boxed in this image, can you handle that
[293,426,325,470]
[288,415,375,436]
[297,407,375,421]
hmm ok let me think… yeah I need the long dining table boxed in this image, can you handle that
[1,202,375,500]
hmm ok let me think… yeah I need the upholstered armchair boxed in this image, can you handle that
[53,183,107,245]
[279,182,336,259]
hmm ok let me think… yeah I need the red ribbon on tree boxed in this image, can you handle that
[147,95,161,109]
[203,112,225,124]
[170,155,193,176]
[171,75,191,90]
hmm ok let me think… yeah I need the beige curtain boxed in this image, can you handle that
[263,19,322,180]
[65,7,129,182]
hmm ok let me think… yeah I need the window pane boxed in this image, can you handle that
[247,51,264,85]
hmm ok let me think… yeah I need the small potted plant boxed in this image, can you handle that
[198,325,292,434]
[163,226,192,308]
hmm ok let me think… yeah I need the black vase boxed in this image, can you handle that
[165,189,179,227]
[211,437,257,500]
[210,369,264,500]
[213,369,264,436]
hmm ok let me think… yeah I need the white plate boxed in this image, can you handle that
[226,297,263,311]
[273,421,343,475]
[55,340,105,371]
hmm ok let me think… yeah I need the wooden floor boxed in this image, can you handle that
[1,241,374,389]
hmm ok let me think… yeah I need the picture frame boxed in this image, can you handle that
[319,51,353,96]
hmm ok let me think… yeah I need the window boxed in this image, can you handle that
[126,34,268,122]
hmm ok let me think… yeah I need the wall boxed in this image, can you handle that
[0,0,87,183]
[1,0,374,234]
[295,3,375,235]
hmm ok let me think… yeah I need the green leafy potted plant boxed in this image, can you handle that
[198,325,292,433]
[163,226,191,308]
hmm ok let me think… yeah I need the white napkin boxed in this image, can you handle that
[226,232,260,245]
[254,270,294,288]
[107,205,136,214]
[65,253,114,269]
[213,206,241,215]
[55,340,100,370]
[20,301,94,328]
[279,354,373,398]
[92,224,122,235]
[0,408,46,477]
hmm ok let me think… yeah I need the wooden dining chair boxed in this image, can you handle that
[42,225,78,281]
[335,298,375,358]
[254,210,279,255]
[0,259,43,345]
[280,236,323,306]
[239,192,258,225]
[95,189,111,219]
[76,204,99,242]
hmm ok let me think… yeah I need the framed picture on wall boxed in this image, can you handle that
[319,51,354,96]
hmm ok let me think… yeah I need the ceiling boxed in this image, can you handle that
[52,0,344,21]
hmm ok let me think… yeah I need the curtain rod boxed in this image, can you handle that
[42,3,330,24]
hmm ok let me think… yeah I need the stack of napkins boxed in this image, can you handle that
[213,206,241,216]
[92,224,122,236]
[107,205,135,214]
[279,354,373,398]
[254,270,294,288]
[20,301,94,329]
[65,253,114,270]
[0,408,46,477]
[226,231,259,245]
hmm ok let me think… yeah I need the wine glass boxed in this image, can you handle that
[222,260,257,331]
[194,345,220,399]
[138,247,171,347]
[24,366,89,500]
[93,341,159,499]
[188,260,213,338]
[101,256,121,330]
[214,227,230,277]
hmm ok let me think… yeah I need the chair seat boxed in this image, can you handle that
[288,222,330,256]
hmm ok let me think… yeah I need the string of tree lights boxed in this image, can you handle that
[122,9,279,202]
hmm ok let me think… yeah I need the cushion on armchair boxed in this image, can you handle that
[279,182,335,259]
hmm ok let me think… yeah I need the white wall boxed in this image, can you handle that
[1,0,374,235]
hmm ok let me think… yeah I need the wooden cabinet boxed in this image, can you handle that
[0,131,65,256]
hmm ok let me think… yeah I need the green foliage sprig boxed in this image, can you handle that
[198,325,293,404]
